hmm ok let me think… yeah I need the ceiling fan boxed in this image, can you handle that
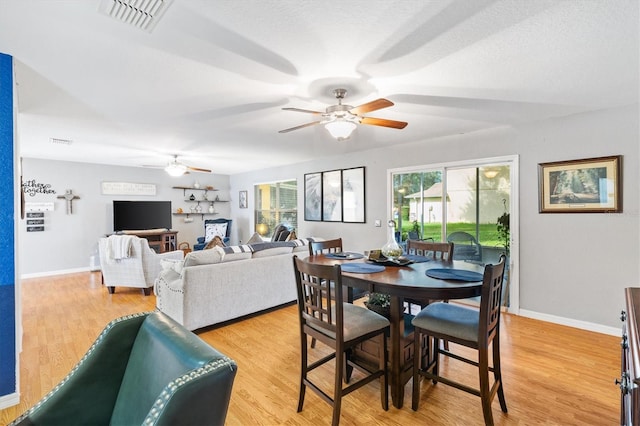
[144,155,212,177]
[278,88,408,140]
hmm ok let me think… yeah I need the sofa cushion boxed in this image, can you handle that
[183,246,225,267]
[249,242,294,258]
[246,232,264,244]
[160,258,184,275]
[204,235,226,249]
[205,222,228,243]
[222,245,253,262]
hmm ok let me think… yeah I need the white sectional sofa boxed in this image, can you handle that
[154,239,314,331]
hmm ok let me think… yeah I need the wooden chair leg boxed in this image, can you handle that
[478,346,494,426]
[107,286,115,294]
[332,349,344,426]
[297,332,308,413]
[493,337,508,413]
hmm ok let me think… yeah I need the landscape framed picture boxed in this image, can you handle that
[304,172,322,221]
[342,166,365,223]
[538,155,622,213]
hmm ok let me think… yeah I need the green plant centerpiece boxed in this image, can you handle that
[365,293,391,318]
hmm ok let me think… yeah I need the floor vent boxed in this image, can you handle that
[99,0,173,32]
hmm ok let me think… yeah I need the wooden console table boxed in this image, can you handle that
[122,230,178,253]
[620,287,640,425]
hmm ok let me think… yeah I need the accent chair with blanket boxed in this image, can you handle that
[98,235,184,295]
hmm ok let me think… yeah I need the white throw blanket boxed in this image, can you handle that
[107,235,135,260]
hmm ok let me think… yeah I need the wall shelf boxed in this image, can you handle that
[172,212,218,220]
[173,186,227,221]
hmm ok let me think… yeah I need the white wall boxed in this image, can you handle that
[230,104,639,329]
[19,159,230,276]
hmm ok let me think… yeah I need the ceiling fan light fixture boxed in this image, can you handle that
[165,162,187,177]
[325,119,357,141]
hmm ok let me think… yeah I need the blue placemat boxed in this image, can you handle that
[325,252,365,260]
[341,263,385,273]
[404,254,431,263]
[425,268,483,282]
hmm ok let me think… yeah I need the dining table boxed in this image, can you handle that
[303,253,486,409]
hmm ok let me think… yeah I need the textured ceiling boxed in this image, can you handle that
[0,0,638,175]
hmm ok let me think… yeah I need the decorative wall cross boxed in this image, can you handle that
[57,189,80,214]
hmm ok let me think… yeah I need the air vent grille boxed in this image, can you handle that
[99,0,173,32]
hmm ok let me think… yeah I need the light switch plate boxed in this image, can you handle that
[374,219,381,227]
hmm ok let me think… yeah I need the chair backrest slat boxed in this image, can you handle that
[479,255,507,344]
[294,256,343,337]
[309,238,343,256]
[406,240,454,261]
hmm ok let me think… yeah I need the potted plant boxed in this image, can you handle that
[365,292,391,318]
[496,211,510,257]
[496,203,511,306]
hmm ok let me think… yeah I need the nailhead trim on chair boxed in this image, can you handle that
[8,311,152,426]
[143,356,237,425]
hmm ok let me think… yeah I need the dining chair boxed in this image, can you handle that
[411,255,507,425]
[308,237,343,255]
[292,255,389,426]
[307,237,351,348]
[404,240,454,312]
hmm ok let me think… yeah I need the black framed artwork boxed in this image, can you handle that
[342,166,365,223]
[304,172,322,221]
[304,166,366,223]
[322,169,342,222]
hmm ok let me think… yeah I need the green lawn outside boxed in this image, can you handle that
[400,222,504,248]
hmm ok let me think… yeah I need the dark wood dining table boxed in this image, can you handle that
[303,254,485,408]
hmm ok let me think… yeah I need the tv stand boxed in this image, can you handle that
[122,229,178,253]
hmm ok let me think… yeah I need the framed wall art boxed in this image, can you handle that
[342,166,365,223]
[239,190,248,209]
[304,172,322,221]
[322,169,342,221]
[304,166,366,223]
[538,155,622,213]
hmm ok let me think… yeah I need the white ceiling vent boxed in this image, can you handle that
[99,0,173,32]
[50,138,72,145]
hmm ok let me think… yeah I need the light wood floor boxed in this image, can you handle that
[1,272,620,425]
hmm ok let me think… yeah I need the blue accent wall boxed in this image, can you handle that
[0,52,16,397]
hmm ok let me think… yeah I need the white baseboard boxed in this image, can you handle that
[0,391,20,410]
[519,309,620,336]
[21,266,94,280]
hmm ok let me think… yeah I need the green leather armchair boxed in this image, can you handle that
[10,311,237,426]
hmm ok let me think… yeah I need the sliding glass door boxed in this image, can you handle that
[390,157,517,309]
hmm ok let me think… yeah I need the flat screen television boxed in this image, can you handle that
[113,200,172,232]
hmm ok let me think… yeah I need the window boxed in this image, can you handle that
[254,179,297,239]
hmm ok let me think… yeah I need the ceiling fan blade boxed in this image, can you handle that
[278,121,322,133]
[349,98,394,115]
[360,117,408,129]
[186,166,212,173]
[282,107,323,114]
